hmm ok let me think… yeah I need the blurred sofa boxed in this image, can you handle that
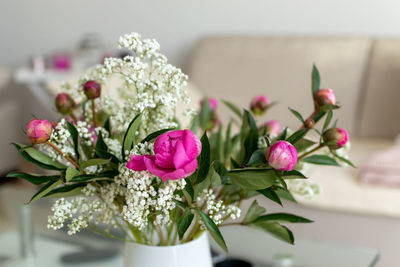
[187,36,400,267]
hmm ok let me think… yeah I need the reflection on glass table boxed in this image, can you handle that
[0,225,378,267]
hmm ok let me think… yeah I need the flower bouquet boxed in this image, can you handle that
[7,33,352,267]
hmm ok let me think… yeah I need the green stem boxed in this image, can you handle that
[220,222,244,227]
[91,99,97,127]
[298,144,324,160]
[46,141,80,170]
[157,225,167,245]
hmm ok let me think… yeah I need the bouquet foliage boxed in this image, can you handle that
[7,33,352,250]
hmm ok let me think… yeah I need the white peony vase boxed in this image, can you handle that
[124,233,213,267]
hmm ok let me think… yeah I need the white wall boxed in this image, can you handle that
[2,0,400,70]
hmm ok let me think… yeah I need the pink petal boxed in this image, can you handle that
[183,159,198,175]
[143,156,170,178]
[183,130,202,159]
[126,155,148,171]
[173,141,190,169]
[155,153,174,169]
[161,169,186,182]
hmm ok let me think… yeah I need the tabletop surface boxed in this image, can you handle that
[0,226,378,267]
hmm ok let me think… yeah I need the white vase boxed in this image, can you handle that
[124,233,213,267]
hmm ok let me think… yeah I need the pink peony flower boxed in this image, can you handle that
[263,120,282,136]
[200,98,218,111]
[315,88,336,107]
[323,127,348,149]
[126,130,202,181]
[55,93,75,114]
[250,95,270,116]
[266,141,298,171]
[83,80,101,99]
[25,119,53,144]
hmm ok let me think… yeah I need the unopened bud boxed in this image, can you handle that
[25,119,53,144]
[55,93,75,114]
[315,88,336,107]
[323,127,348,149]
[83,80,101,99]
[250,95,270,116]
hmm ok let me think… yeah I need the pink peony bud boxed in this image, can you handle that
[25,119,53,144]
[55,93,75,114]
[323,127,348,149]
[200,97,218,111]
[250,95,270,116]
[266,141,298,171]
[315,88,336,107]
[263,120,282,136]
[83,80,101,99]
[127,130,201,182]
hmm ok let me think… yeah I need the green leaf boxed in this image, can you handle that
[140,128,173,144]
[69,170,118,182]
[29,179,62,204]
[104,117,111,134]
[258,188,282,206]
[43,183,85,198]
[251,221,294,244]
[215,125,224,162]
[229,169,276,190]
[224,121,232,162]
[200,97,212,129]
[209,167,222,188]
[95,132,120,164]
[6,172,59,185]
[277,128,288,141]
[13,143,67,170]
[222,100,242,118]
[66,121,80,162]
[65,167,80,182]
[275,186,297,203]
[174,199,189,210]
[322,108,333,132]
[193,173,211,199]
[311,64,321,98]
[190,115,200,133]
[194,133,211,184]
[122,113,142,161]
[230,158,240,169]
[81,158,111,170]
[294,139,316,152]
[196,209,228,252]
[247,149,267,166]
[183,178,194,203]
[178,211,194,240]
[332,152,355,167]
[286,129,308,145]
[243,110,259,165]
[244,200,266,224]
[313,111,326,124]
[213,161,230,184]
[288,108,304,123]
[302,155,340,166]
[282,170,307,179]
[254,213,313,223]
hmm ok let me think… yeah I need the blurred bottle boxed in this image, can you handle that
[52,53,71,72]
[272,253,293,267]
[19,205,35,266]
[75,33,105,70]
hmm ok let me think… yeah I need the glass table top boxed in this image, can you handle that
[0,226,379,267]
